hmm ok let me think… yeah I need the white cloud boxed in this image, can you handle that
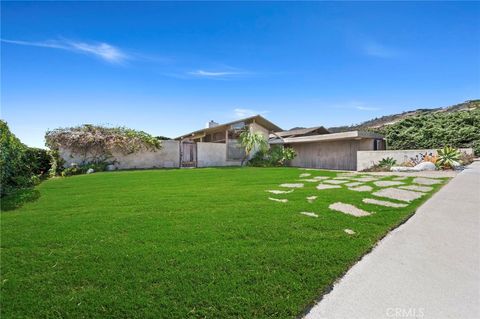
[1,38,128,63]
[187,69,249,79]
[362,41,400,58]
[356,105,381,111]
[233,108,269,118]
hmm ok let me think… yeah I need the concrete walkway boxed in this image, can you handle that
[306,162,480,319]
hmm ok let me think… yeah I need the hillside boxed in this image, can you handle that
[328,100,480,133]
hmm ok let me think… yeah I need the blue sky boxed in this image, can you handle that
[2,1,479,148]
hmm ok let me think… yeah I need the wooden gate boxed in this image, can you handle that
[180,141,197,167]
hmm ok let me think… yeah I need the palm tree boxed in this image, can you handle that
[238,130,268,166]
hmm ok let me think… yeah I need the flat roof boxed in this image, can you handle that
[269,130,384,144]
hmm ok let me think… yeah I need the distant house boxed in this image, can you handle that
[177,115,385,170]
[175,115,282,167]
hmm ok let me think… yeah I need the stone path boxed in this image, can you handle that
[373,187,424,202]
[329,202,372,217]
[305,161,480,319]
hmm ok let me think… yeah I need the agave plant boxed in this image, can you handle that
[436,146,461,169]
[378,157,397,168]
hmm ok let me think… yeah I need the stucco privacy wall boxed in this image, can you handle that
[289,139,376,171]
[357,148,474,171]
[197,142,241,167]
[59,140,180,169]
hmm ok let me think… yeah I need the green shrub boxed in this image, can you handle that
[248,146,297,167]
[378,157,397,168]
[48,149,65,177]
[376,108,480,155]
[0,120,33,196]
[24,147,51,176]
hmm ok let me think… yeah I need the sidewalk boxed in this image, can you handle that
[305,161,480,319]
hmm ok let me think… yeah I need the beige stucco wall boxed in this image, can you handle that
[357,148,474,171]
[197,142,241,167]
[60,140,180,169]
[288,138,377,171]
[249,122,269,138]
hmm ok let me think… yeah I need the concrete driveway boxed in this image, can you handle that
[305,161,480,319]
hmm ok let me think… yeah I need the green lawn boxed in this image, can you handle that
[1,168,446,318]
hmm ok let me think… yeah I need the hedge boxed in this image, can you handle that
[375,108,480,156]
[0,121,51,196]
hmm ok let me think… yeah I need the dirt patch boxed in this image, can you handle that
[362,198,407,208]
[329,202,372,217]
[399,185,433,193]
[316,184,342,190]
[373,188,425,202]
[300,212,318,218]
[268,197,288,203]
[349,185,373,192]
[373,181,405,187]
[280,183,304,188]
[266,190,294,194]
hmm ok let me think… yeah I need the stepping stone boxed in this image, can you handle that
[307,196,317,203]
[373,181,405,187]
[313,176,329,180]
[299,178,322,182]
[362,198,407,208]
[373,188,425,202]
[324,179,348,184]
[393,176,408,181]
[266,189,294,194]
[413,177,442,185]
[399,185,433,193]
[268,197,288,203]
[300,212,318,218]
[333,176,352,180]
[299,173,311,178]
[303,168,321,171]
[345,182,364,187]
[280,183,304,188]
[316,184,342,190]
[337,172,358,177]
[344,229,356,235]
[349,185,373,192]
[329,202,372,217]
[354,177,379,182]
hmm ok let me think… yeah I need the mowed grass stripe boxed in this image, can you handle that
[1,168,446,318]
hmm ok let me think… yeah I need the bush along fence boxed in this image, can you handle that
[45,124,163,176]
[0,120,52,196]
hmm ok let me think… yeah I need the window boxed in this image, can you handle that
[226,126,246,161]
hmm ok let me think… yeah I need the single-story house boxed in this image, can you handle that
[57,115,385,171]
[176,115,385,170]
[175,115,282,167]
